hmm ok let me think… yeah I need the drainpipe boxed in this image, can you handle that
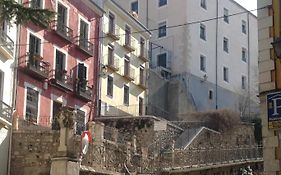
[215,0,218,110]
[247,12,250,117]
[8,1,22,173]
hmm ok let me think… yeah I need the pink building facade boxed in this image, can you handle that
[16,0,103,133]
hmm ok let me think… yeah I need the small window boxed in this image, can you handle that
[208,90,213,100]
[109,12,115,34]
[55,50,66,81]
[139,97,144,115]
[31,0,42,9]
[124,56,130,76]
[224,8,229,23]
[242,48,247,62]
[158,21,166,38]
[223,67,229,82]
[242,76,246,89]
[157,53,167,68]
[201,0,206,9]
[223,37,229,53]
[124,85,129,105]
[57,3,67,27]
[76,109,86,135]
[107,76,113,97]
[242,20,247,34]
[200,55,206,72]
[131,1,138,13]
[25,87,39,123]
[159,0,167,7]
[200,24,206,40]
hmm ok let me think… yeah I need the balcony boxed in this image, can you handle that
[138,48,149,62]
[78,39,94,56]
[137,75,146,89]
[49,69,74,91]
[104,23,120,41]
[75,80,93,101]
[106,56,119,71]
[19,53,50,80]
[122,36,136,52]
[55,23,73,42]
[0,30,14,58]
[123,67,135,81]
[0,101,13,126]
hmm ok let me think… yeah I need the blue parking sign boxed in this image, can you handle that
[267,91,281,129]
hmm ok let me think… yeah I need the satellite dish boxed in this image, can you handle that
[81,131,91,155]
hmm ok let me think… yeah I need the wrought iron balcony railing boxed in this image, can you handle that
[123,67,135,81]
[0,100,13,126]
[19,53,49,80]
[55,23,73,42]
[50,69,74,91]
[78,39,94,56]
[75,80,93,101]
[0,30,14,55]
[104,23,121,41]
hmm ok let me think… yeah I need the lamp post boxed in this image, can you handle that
[272,37,281,59]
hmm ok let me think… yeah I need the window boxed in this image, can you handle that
[107,76,113,97]
[78,63,87,89]
[31,0,42,8]
[108,12,115,34]
[131,1,138,13]
[108,45,114,65]
[223,8,229,23]
[200,24,206,40]
[79,19,89,48]
[139,66,144,85]
[125,25,131,46]
[52,101,62,130]
[242,76,246,89]
[223,67,229,82]
[201,0,206,9]
[29,34,41,68]
[208,90,213,100]
[242,48,247,62]
[55,50,66,81]
[124,85,129,105]
[0,71,3,101]
[124,56,130,76]
[158,21,166,38]
[159,0,167,7]
[140,37,145,57]
[223,37,229,53]
[200,55,206,72]
[57,3,67,27]
[139,97,144,115]
[157,53,167,68]
[76,109,86,135]
[25,87,39,123]
[242,20,247,34]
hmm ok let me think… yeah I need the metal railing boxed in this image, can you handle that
[78,39,94,55]
[50,69,74,91]
[160,146,263,169]
[0,30,14,54]
[0,101,13,124]
[55,23,73,41]
[75,80,93,101]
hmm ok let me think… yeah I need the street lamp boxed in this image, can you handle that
[272,37,281,59]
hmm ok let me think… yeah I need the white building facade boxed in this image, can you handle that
[0,19,17,174]
[97,0,150,117]
[117,0,259,115]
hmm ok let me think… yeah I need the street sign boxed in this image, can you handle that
[267,92,281,129]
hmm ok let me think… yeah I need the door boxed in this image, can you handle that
[29,34,41,68]
[52,101,62,130]
[78,63,87,90]
[79,20,88,48]
[55,50,65,81]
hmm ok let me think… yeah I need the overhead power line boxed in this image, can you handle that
[0,5,268,47]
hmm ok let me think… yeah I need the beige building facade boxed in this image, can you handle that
[258,0,281,174]
[99,0,150,117]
